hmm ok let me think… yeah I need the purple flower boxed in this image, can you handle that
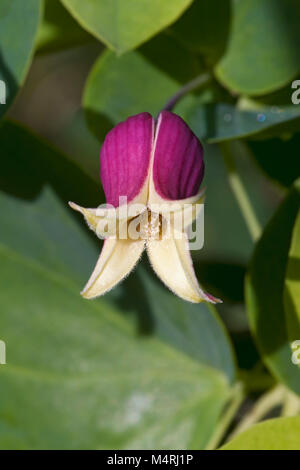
[70,111,221,304]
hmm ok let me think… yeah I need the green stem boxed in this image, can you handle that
[220,142,262,242]
[227,385,285,441]
[163,73,211,112]
[205,382,244,450]
[223,385,300,444]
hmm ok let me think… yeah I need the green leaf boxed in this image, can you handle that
[247,135,300,188]
[284,210,300,341]
[221,417,300,450]
[37,0,94,53]
[246,178,300,395]
[215,0,300,96]
[0,122,234,449]
[178,101,300,143]
[60,0,194,54]
[0,0,41,120]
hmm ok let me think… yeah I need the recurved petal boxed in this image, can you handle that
[151,111,204,202]
[146,225,221,304]
[81,238,145,299]
[69,202,101,232]
[68,201,118,238]
[100,112,154,207]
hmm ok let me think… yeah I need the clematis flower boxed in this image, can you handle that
[69,111,221,304]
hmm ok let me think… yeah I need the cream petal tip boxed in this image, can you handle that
[68,201,81,212]
[80,288,93,299]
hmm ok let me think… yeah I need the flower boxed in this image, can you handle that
[69,111,221,304]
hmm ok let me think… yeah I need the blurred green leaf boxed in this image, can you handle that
[0,186,231,449]
[0,0,41,120]
[247,135,300,188]
[221,417,300,450]
[215,0,300,96]
[246,178,300,394]
[284,210,300,341]
[61,0,194,54]
[178,101,300,143]
[37,0,94,53]
[169,0,230,67]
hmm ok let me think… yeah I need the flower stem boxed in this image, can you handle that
[205,382,244,450]
[220,142,262,242]
[162,73,211,112]
[223,384,300,444]
[227,385,285,441]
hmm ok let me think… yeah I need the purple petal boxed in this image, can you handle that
[153,111,204,200]
[100,113,154,207]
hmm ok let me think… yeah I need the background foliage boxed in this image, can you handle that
[0,0,300,450]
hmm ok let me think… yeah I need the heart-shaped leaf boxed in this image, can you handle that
[61,0,194,54]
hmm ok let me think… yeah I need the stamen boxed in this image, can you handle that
[133,210,163,240]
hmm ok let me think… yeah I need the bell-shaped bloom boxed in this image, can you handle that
[69,111,221,304]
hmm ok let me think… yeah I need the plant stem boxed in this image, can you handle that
[162,73,211,112]
[220,142,262,242]
[205,382,244,450]
[227,385,285,441]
